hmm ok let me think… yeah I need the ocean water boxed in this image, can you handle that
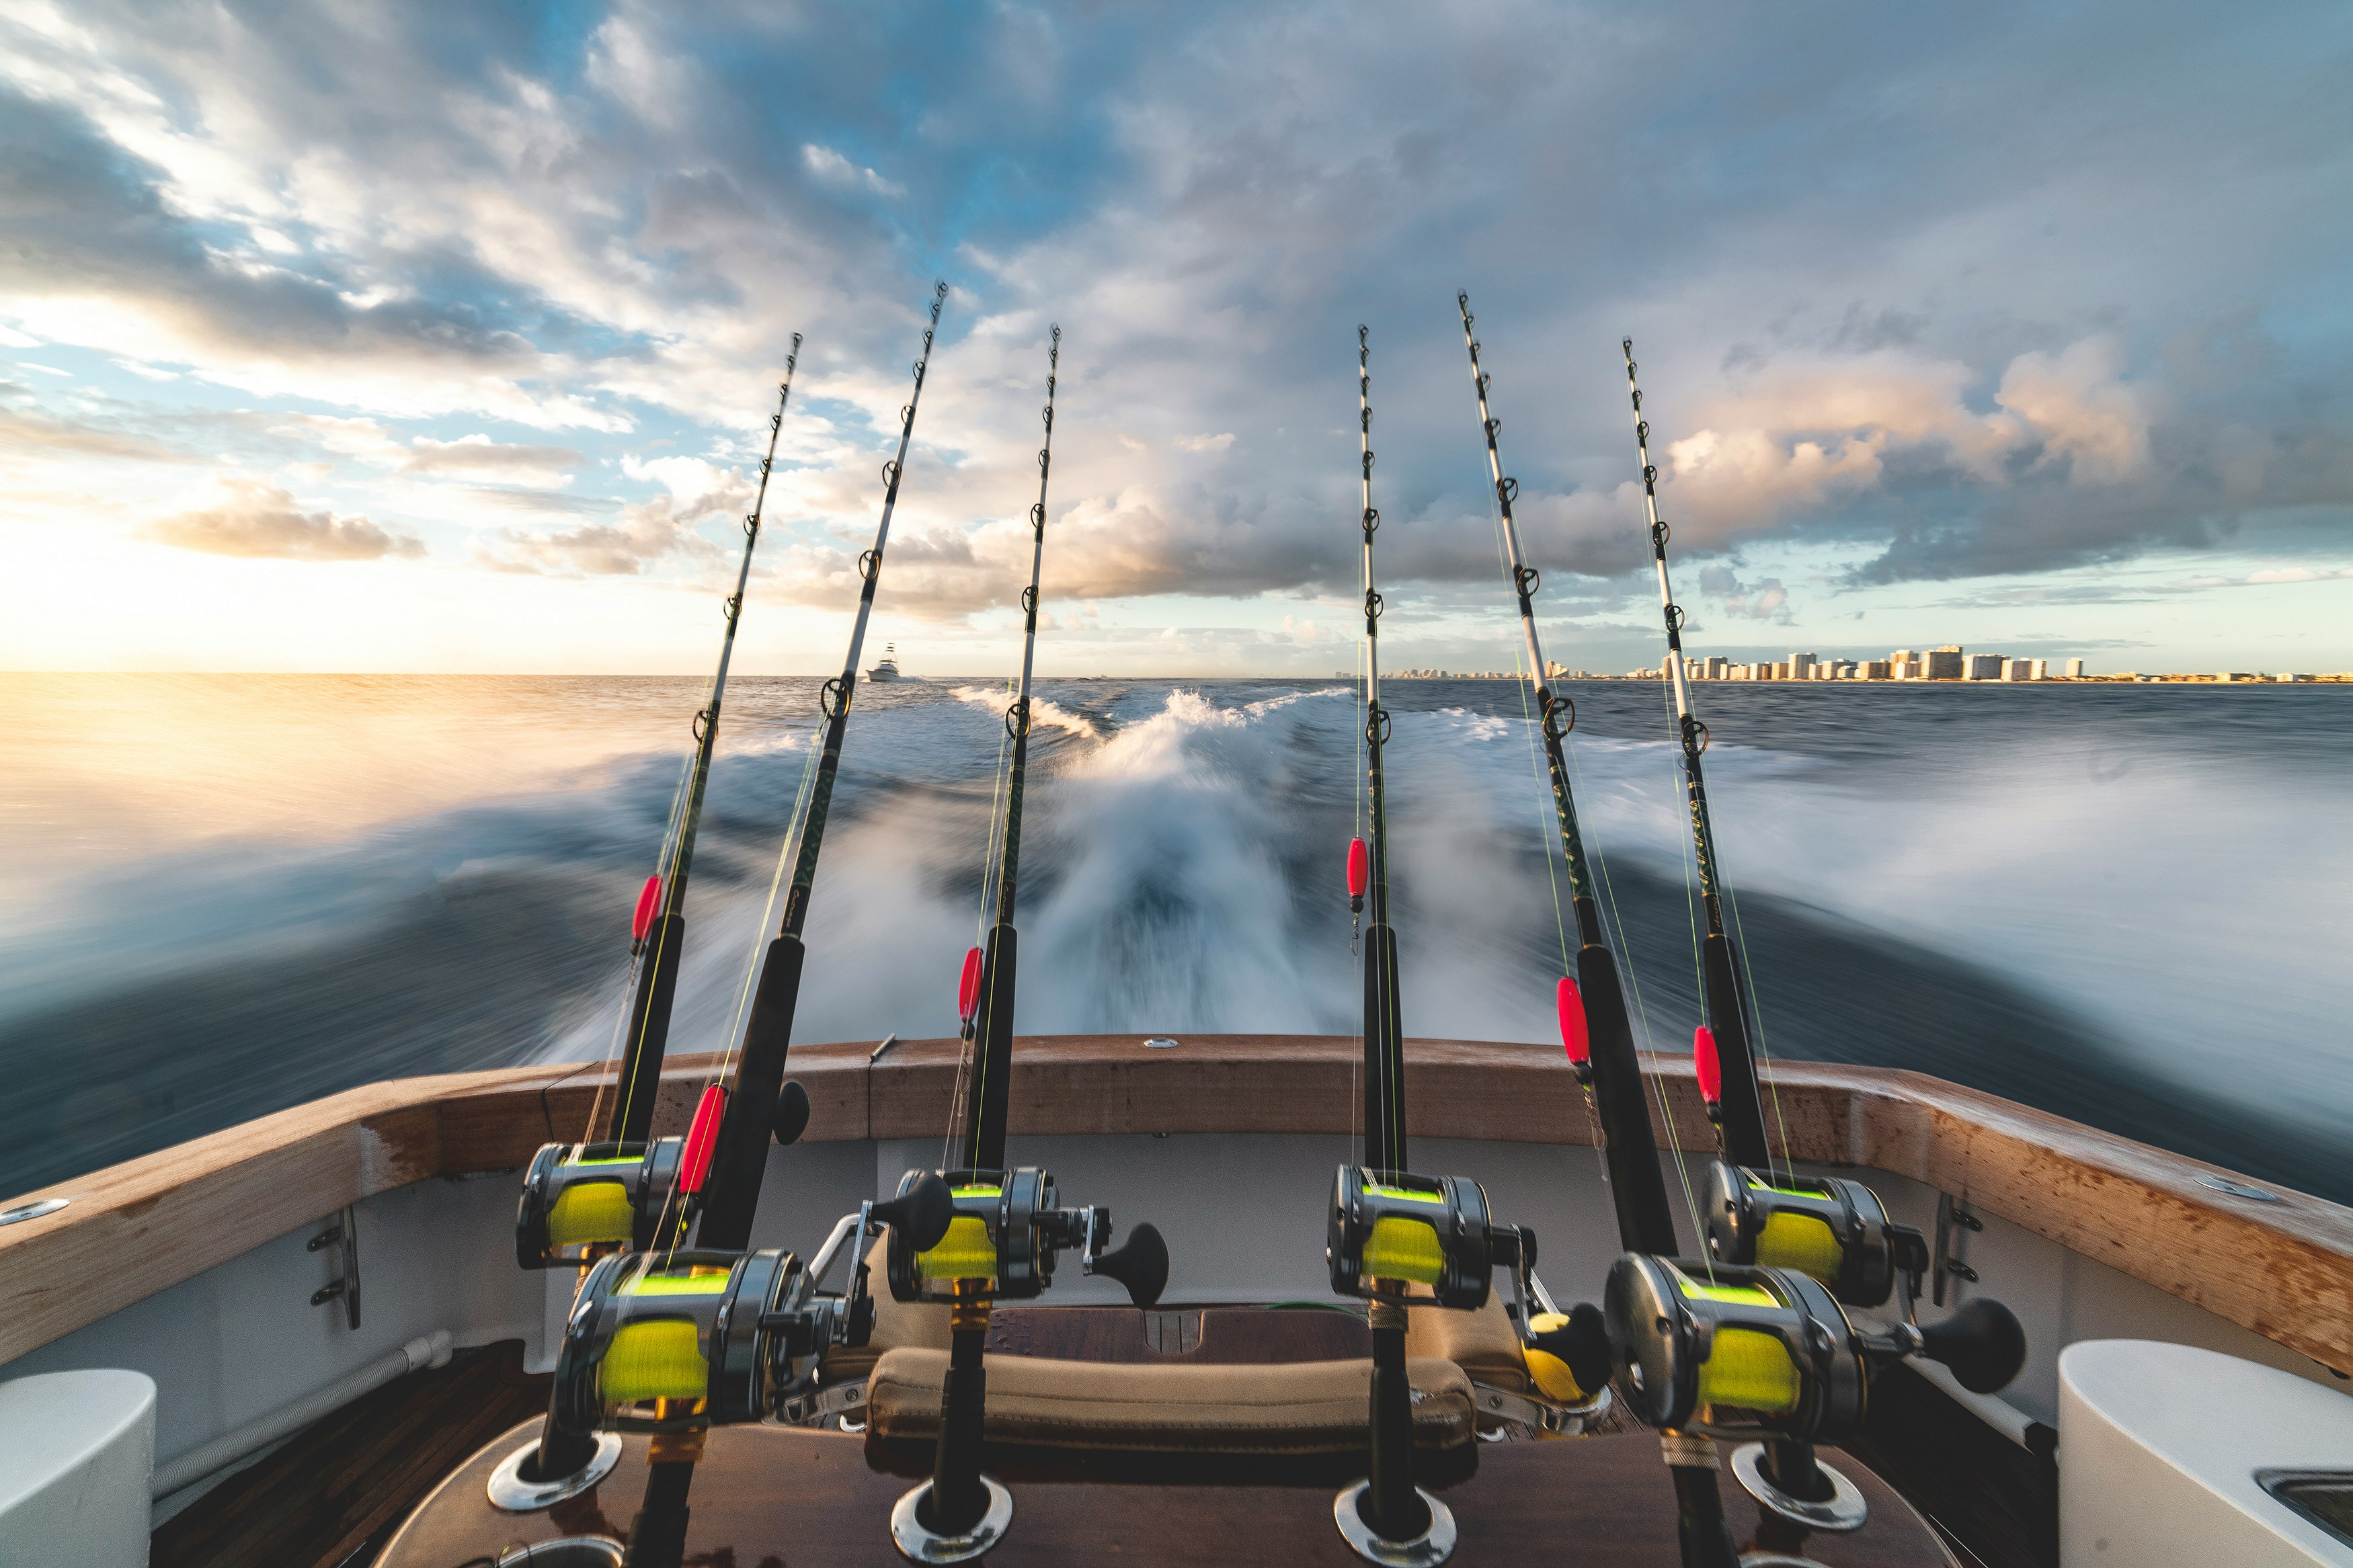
[1,671,2346,1204]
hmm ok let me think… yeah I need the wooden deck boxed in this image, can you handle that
[153,1342,549,1568]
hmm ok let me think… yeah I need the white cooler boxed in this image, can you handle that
[0,1368,157,1568]
[2061,1340,2353,1567]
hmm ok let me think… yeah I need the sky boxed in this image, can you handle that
[1,0,2350,677]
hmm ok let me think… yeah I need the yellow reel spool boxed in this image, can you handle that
[600,1319,708,1403]
[1361,1216,1445,1284]
[547,1180,635,1248]
[916,1214,998,1281]
[1696,1326,1801,1415]
[1753,1210,1844,1282]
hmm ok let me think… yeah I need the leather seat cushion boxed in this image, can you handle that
[864,1348,1474,1454]
[1402,1284,1532,1395]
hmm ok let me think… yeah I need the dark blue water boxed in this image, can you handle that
[3,673,2345,1203]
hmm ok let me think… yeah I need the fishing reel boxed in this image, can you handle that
[1326,1166,1518,1309]
[1326,1165,1613,1411]
[539,1174,957,1442]
[1702,1158,1931,1309]
[1603,1254,2026,1442]
[515,1139,688,1268]
[884,1166,1169,1307]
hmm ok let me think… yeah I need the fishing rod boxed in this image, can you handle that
[608,286,948,1568]
[1617,338,1774,1173]
[959,327,1060,1173]
[1616,337,1778,1568]
[1355,324,1406,1175]
[1454,292,1677,1258]
[607,339,803,1145]
[696,280,950,1250]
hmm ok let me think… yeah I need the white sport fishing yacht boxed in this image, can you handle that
[869,644,904,682]
[3,290,2348,1568]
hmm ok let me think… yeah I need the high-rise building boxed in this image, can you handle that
[1864,660,1891,679]
[1705,655,1728,679]
[2067,658,2086,678]
[1924,649,1964,679]
[2030,659,2048,680]
[2003,659,2033,682]
[1791,652,1817,677]
[1967,655,2005,680]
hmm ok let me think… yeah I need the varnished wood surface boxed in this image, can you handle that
[378,1419,1954,1568]
[154,1342,549,1568]
[6,1034,2349,1375]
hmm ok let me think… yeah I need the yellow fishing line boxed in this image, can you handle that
[546,1182,634,1248]
[916,1214,998,1280]
[1362,1216,1445,1284]
[1696,1327,1800,1415]
[1755,1211,1844,1282]
[600,1320,708,1403]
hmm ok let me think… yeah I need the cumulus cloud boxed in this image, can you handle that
[403,434,582,485]
[141,480,424,561]
[801,144,905,198]
[482,460,748,575]
[1696,564,1793,623]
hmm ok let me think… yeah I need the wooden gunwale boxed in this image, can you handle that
[3,1034,2346,1376]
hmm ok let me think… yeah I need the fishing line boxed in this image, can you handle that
[1620,335,1782,1184]
[1451,290,1682,1260]
[954,324,1062,1176]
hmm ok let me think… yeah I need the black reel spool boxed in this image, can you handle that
[1604,1255,2026,1441]
[516,1138,686,1269]
[883,1166,1167,1307]
[1326,1166,1522,1310]
[1702,1159,1930,1308]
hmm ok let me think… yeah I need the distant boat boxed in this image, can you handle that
[867,643,902,682]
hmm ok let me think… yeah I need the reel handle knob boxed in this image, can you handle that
[772,1079,811,1147]
[1917,1296,2026,1393]
[873,1170,955,1252]
[1093,1222,1169,1309]
[1529,1301,1612,1400]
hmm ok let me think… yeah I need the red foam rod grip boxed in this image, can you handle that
[631,875,662,942]
[1693,1026,1722,1106]
[1556,977,1590,1067]
[1346,837,1369,901]
[679,1083,725,1194]
[957,945,985,1020]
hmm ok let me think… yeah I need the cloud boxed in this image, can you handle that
[0,405,181,462]
[403,434,582,485]
[141,480,424,561]
[1174,432,1234,452]
[800,144,905,199]
[1696,563,1793,622]
[482,460,748,575]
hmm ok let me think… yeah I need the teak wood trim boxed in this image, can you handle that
[3,1035,2346,1376]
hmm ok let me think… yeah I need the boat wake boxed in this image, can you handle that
[0,678,2344,1206]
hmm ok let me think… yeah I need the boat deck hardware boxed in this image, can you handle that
[485,1434,624,1513]
[1144,1036,1179,1048]
[309,1204,360,1329]
[889,1475,1012,1563]
[1933,1192,1984,1305]
[0,1197,68,1226]
[1732,1442,1869,1533]
[1333,1481,1457,1567]
[2198,1173,2278,1202]
[493,1535,626,1565]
